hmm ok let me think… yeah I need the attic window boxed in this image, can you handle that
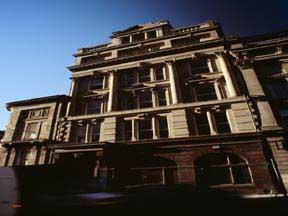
[121,36,130,44]
[132,33,145,42]
[147,31,157,39]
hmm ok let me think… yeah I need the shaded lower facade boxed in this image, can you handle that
[5,133,281,196]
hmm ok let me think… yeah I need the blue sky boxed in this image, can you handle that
[0,0,287,130]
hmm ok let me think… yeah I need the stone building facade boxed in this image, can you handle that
[1,20,288,196]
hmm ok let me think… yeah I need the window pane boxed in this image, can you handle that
[133,33,145,42]
[159,116,169,138]
[123,71,136,86]
[206,167,232,185]
[29,109,42,118]
[195,84,217,101]
[138,69,151,83]
[229,154,246,164]
[91,124,100,142]
[138,119,153,140]
[139,92,153,108]
[121,36,130,44]
[86,100,101,114]
[25,123,38,140]
[147,31,157,39]
[190,60,210,75]
[155,65,164,80]
[157,89,167,106]
[232,166,251,184]
[124,120,132,141]
[122,94,135,110]
[195,153,231,186]
[89,77,104,90]
[195,113,210,135]
[214,112,231,134]
[76,126,86,143]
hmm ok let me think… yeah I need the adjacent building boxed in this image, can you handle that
[1,20,288,196]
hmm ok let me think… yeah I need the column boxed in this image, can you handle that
[207,58,214,72]
[27,146,38,165]
[152,117,158,139]
[206,111,217,135]
[217,53,237,97]
[107,71,116,112]
[7,148,16,166]
[85,123,90,143]
[38,146,47,165]
[165,61,179,104]
[131,119,137,141]
[152,90,157,107]
[165,89,171,105]
[0,146,8,167]
[66,78,77,117]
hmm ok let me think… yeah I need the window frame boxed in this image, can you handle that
[24,122,39,140]
[195,153,253,187]
[89,76,105,91]
[86,99,102,115]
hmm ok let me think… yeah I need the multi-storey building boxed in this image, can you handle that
[1,20,288,196]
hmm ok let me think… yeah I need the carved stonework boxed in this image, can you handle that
[235,53,253,69]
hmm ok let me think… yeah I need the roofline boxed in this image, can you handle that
[6,95,70,111]
[228,29,288,43]
[110,20,171,38]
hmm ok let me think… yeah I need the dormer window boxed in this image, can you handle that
[121,36,130,44]
[147,31,157,39]
[132,33,145,42]
[89,77,104,90]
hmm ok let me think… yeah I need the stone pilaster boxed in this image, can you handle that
[38,146,47,165]
[239,65,279,130]
[217,53,237,97]
[165,61,181,104]
[0,146,8,167]
[107,71,117,112]
[170,109,189,138]
[99,117,117,142]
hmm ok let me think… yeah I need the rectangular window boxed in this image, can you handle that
[214,112,231,134]
[91,124,101,142]
[124,120,132,141]
[189,60,210,75]
[155,64,164,80]
[76,125,86,143]
[123,70,136,86]
[147,31,157,39]
[24,123,38,140]
[86,100,102,114]
[195,83,217,101]
[121,93,135,110]
[138,69,151,83]
[133,33,145,42]
[29,109,42,118]
[89,77,104,90]
[121,36,130,44]
[42,108,49,117]
[159,116,169,138]
[195,113,210,135]
[138,118,153,140]
[29,108,49,119]
[138,91,153,108]
[157,89,167,106]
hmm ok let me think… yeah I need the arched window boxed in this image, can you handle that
[194,153,252,187]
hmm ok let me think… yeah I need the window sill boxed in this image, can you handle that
[209,183,255,189]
